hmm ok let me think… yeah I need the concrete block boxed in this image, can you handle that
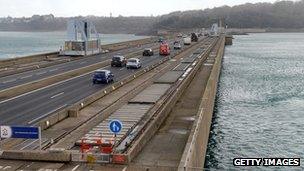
[0,150,71,162]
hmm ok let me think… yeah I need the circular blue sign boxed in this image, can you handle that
[109,120,123,134]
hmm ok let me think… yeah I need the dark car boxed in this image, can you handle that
[143,48,154,56]
[92,69,114,84]
[111,55,126,67]
[191,33,198,42]
[158,37,164,43]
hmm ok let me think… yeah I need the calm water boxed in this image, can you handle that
[0,31,149,59]
[205,33,304,170]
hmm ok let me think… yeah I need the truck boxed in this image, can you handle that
[159,42,170,55]
[183,37,191,45]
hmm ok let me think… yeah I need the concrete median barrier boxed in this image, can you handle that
[0,59,69,78]
[0,150,71,162]
[101,37,156,51]
[0,52,59,69]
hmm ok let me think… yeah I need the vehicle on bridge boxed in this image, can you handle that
[126,58,141,69]
[159,42,171,56]
[158,37,164,43]
[191,33,198,42]
[183,37,191,45]
[143,48,154,56]
[173,41,182,50]
[92,69,114,84]
[111,55,127,67]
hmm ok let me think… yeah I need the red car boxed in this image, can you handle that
[159,43,170,56]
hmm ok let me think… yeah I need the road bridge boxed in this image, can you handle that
[0,34,230,171]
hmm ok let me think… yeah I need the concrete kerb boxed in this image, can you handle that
[178,37,225,171]
[0,150,71,162]
[125,38,217,164]
[0,52,59,68]
[0,59,69,78]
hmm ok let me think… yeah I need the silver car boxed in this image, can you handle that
[126,58,141,69]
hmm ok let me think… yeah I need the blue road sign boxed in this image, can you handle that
[109,120,123,134]
[0,126,39,139]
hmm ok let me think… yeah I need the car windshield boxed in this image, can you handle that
[94,71,106,77]
[113,56,122,61]
[128,59,137,63]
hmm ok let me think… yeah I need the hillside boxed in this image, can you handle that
[0,0,303,34]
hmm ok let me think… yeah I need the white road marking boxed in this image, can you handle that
[122,166,128,171]
[3,166,12,170]
[173,64,181,70]
[50,92,64,99]
[27,104,67,125]
[49,68,58,72]
[2,79,16,84]
[20,139,38,150]
[119,68,125,71]
[26,162,34,168]
[36,71,47,75]
[0,66,106,105]
[80,61,87,64]
[20,75,33,79]
[71,165,80,171]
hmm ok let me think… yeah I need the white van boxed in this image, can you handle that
[183,37,191,45]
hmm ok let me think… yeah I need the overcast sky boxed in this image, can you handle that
[0,0,283,18]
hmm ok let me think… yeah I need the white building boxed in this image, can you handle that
[60,19,101,56]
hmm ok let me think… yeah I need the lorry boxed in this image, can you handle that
[159,42,170,55]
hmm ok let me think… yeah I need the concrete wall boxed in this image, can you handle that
[178,36,226,171]
[0,150,71,162]
[125,38,217,164]
[101,37,155,51]
[0,52,59,69]
[225,35,233,45]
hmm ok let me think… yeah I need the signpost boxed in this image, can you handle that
[0,126,42,150]
[109,120,123,152]
[109,120,122,134]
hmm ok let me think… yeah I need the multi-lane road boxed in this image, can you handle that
[0,42,160,91]
[0,39,185,126]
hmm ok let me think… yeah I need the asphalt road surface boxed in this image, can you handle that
[0,41,160,91]
[0,39,188,126]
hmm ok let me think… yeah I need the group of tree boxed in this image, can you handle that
[0,0,303,34]
[153,0,304,30]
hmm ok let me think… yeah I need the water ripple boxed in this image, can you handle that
[205,33,304,170]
